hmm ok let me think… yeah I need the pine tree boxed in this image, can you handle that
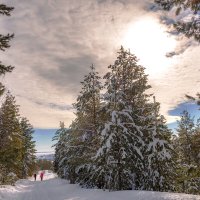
[88,47,142,190]
[192,118,200,166]
[155,0,200,42]
[175,111,200,194]
[70,65,103,185]
[87,47,174,191]
[75,65,102,135]
[53,122,73,179]
[0,93,22,182]
[62,121,82,184]
[177,111,197,165]
[88,48,145,190]
[53,122,66,175]
[73,65,102,151]
[53,48,175,192]
[20,117,36,179]
[0,4,14,96]
[186,93,200,107]
[53,66,103,185]
[142,97,175,191]
[190,118,200,194]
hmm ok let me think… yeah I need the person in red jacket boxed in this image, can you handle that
[40,171,44,181]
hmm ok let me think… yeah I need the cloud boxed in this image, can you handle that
[34,55,99,92]
[165,39,197,57]
[151,2,199,57]
[0,0,199,128]
[0,0,150,128]
[16,94,73,111]
[149,44,200,122]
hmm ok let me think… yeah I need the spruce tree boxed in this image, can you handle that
[193,118,200,166]
[155,0,200,42]
[0,4,14,95]
[88,47,147,190]
[53,66,103,185]
[71,65,103,185]
[190,118,200,194]
[186,93,200,107]
[20,117,36,179]
[177,111,197,165]
[88,47,174,191]
[53,122,73,179]
[142,97,175,191]
[53,122,66,175]
[0,93,22,181]
[53,47,175,192]
[175,111,200,194]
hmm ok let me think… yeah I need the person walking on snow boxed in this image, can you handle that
[33,173,37,181]
[40,171,44,181]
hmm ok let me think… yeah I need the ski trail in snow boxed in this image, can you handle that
[1,172,200,200]
[29,179,59,200]
[18,174,62,200]
[0,172,59,200]
[18,182,51,200]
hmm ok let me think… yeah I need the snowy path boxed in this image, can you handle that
[0,172,200,200]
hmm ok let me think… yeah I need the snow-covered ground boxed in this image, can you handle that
[0,172,200,200]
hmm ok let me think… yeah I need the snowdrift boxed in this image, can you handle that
[0,173,200,200]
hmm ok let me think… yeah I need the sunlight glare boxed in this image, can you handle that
[122,17,177,77]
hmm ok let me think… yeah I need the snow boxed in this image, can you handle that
[0,172,200,200]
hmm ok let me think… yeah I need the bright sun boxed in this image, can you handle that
[122,17,177,77]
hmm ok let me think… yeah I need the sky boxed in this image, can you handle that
[34,129,56,153]
[0,0,199,152]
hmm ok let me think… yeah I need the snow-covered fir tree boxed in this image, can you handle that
[0,4,14,96]
[175,111,200,194]
[0,93,22,181]
[70,65,103,184]
[53,122,69,178]
[192,118,200,166]
[20,117,36,179]
[155,0,200,42]
[87,47,147,190]
[63,121,85,184]
[186,93,200,107]
[0,92,36,184]
[53,47,176,192]
[53,66,103,185]
[176,111,197,165]
[142,97,175,191]
[87,47,174,191]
